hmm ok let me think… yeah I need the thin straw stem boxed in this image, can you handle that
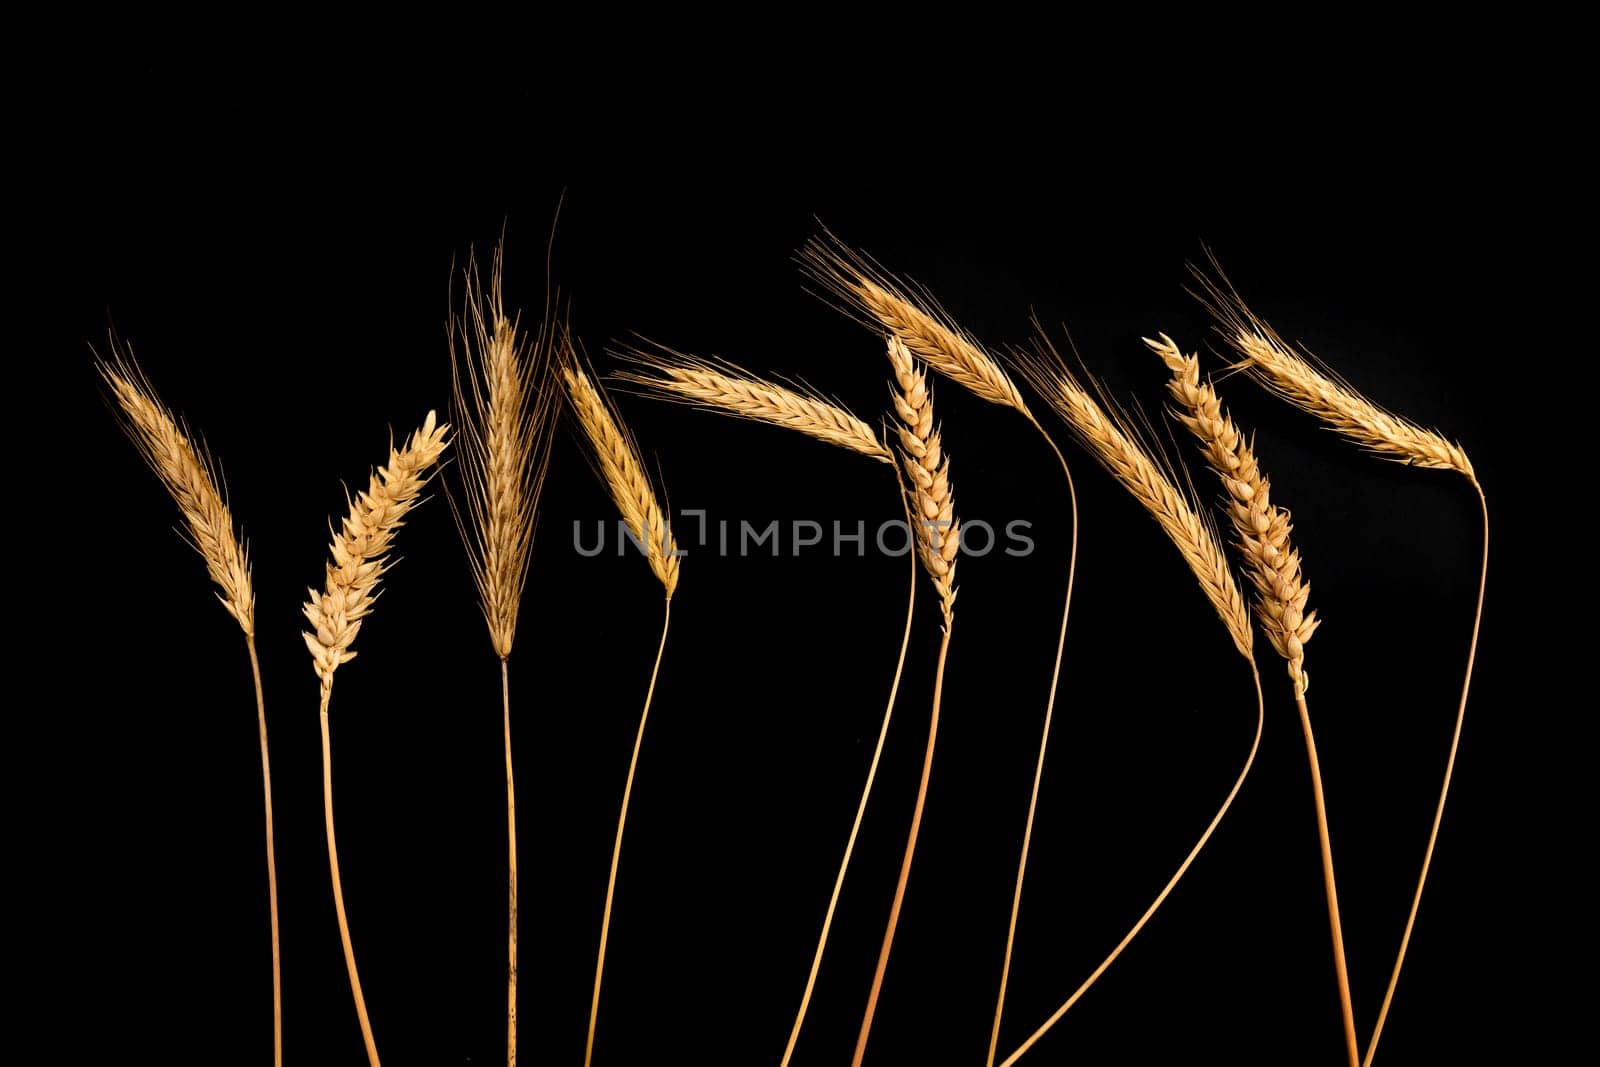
[851,621,954,1067]
[1296,690,1360,1067]
[503,659,519,1067]
[585,599,673,1067]
[996,662,1265,1067]
[321,690,381,1066]
[1363,482,1488,1065]
[986,428,1079,1067]
[247,636,281,1067]
[779,529,918,1066]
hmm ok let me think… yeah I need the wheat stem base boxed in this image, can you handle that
[503,659,519,1067]
[247,637,281,1067]
[322,692,381,1066]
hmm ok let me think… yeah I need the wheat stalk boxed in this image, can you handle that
[615,342,891,463]
[851,336,962,1067]
[563,359,679,597]
[991,336,1264,1067]
[1150,333,1358,1066]
[98,343,280,1067]
[1189,266,1473,477]
[1191,266,1488,1066]
[615,339,920,1065]
[448,244,558,1067]
[801,234,1094,1066]
[305,411,450,1067]
[564,354,681,1066]
[451,245,559,659]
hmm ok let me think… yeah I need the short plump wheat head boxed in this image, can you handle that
[1014,338,1252,660]
[563,359,679,598]
[886,336,959,623]
[303,411,452,694]
[1149,335,1319,694]
[451,245,559,660]
[614,342,891,462]
[98,347,254,635]
[1190,267,1473,477]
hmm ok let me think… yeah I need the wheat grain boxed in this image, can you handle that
[614,343,891,462]
[98,345,255,635]
[801,233,1031,414]
[451,245,559,660]
[886,336,959,623]
[1150,334,1319,693]
[563,358,680,597]
[302,411,452,691]
[1012,338,1252,660]
[1190,267,1473,477]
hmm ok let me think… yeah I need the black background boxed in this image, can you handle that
[40,67,1563,1065]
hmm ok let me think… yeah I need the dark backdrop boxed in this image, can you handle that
[42,68,1558,1066]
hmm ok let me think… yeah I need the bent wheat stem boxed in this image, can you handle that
[997,662,1264,1067]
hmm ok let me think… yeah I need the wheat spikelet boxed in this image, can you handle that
[801,232,1031,414]
[1150,335,1320,693]
[1013,338,1253,660]
[303,412,452,691]
[1190,266,1473,478]
[98,343,255,635]
[886,336,959,623]
[563,358,680,597]
[450,245,559,660]
[614,342,891,462]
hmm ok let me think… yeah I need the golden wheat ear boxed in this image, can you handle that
[1188,261,1473,477]
[799,228,1032,414]
[97,341,255,634]
[613,339,892,462]
[450,243,560,660]
[562,347,680,598]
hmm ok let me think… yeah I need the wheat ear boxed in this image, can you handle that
[992,337,1262,1067]
[563,359,679,597]
[98,345,280,1067]
[851,336,960,1067]
[1192,269,1488,1065]
[448,245,558,1067]
[564,355,679,1066]
[1150,334,1358,1066]
[305,411,450,1067]
[1014,338,1253,659]
[801,234,1092,1066]
[613,339,919,1065]
[1190,267,1473,477]
[614,342,892,463]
